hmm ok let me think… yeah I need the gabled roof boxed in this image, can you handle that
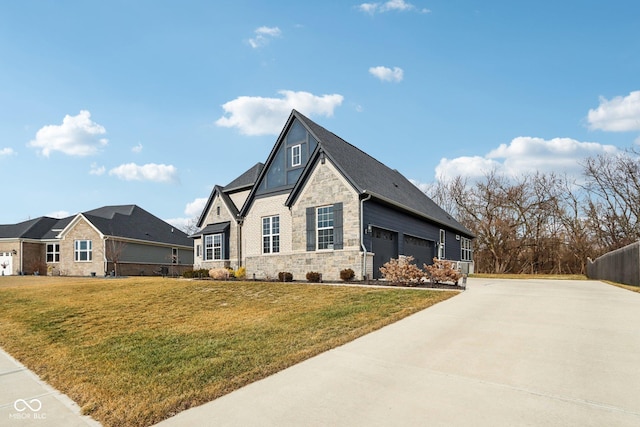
[196,163,264,228]
[77,205,192,247]
[289,110,473,236]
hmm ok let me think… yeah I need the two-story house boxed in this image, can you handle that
[192,110,474,281]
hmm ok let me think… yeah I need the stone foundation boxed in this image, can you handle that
[246,249,368,282]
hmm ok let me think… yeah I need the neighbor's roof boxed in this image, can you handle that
[81,205,192,247]
[291,110,474,237]
[0,216,64,239]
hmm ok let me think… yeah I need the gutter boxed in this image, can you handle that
[360,194,372,280]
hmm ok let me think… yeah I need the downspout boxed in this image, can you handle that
[360,193,372,280]
[237,216,243,268]
[20,239,23,274]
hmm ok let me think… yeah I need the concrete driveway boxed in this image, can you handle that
[156,278,640,426]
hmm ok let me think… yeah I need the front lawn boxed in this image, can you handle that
[0,276,456,427]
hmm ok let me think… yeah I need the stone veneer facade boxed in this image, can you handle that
[244,159,373,281]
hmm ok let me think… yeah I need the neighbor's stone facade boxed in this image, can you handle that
[59,217,105,276]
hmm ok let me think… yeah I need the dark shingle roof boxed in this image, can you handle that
[82,205,192,247]
[292,110,473,237]
[0,217,63,239]
[224,162,264,192]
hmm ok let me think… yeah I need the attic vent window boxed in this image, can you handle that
[393,182,398,188]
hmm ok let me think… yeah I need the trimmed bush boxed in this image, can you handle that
[183,269,210,278]
[234,266,246,279]
[278,271,293,282]
[424,258,461,284]
[340,268,355,282]
[306,271,321,283]
[379,256,423,286]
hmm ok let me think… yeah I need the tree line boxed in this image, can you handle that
[426,149,640,274]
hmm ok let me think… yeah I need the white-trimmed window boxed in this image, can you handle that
[262,216,280,254]
[461,237,472,261]
[291,144,301,167]
[317,206,334,250]
[438,229,446,259]
[46,243,60,263]
[204,234,223,261]
[74,240,92,262]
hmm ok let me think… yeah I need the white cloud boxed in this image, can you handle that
[357,1,430,14]
[132,143,143,153]
[587,90,640,132]
[369,65,404,82]
[164,196,209,234]
[436,137,619,181]
[108,163,178,183]
[28,110,108,157]
[0,147,16,157]
[46,210,70,219]
[89,162,106,176]
[216,90,344,136]
[249,26,282,48]
[185,197,208,218]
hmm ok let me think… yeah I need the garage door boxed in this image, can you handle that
[372,227,398,279]
[0,252,13,276]
[403,235,434,269]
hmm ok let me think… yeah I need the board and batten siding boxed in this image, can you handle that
[363,200,464,262]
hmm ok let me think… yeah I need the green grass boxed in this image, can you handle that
[0,276,457,427]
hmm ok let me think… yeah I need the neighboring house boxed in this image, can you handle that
[193,110,474,281]
[0,205,193,276]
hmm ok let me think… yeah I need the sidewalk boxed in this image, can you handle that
[0,348,100,427]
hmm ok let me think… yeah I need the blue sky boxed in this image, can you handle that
[1,1,639,228]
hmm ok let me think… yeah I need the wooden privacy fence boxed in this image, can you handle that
[587,241,640,287]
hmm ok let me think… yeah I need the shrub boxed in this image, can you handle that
[340,268,355,282]
[234,266,246,279]
[209,268,230,280]
[379,256,423,286]
[183,268,210,279]
[306,271,321,283]
[424,258,461,284]
[278,271,293,282]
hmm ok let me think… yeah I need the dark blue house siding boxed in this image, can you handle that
[363,200,466,263]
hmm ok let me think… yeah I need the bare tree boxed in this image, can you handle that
[105,239,128,276]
